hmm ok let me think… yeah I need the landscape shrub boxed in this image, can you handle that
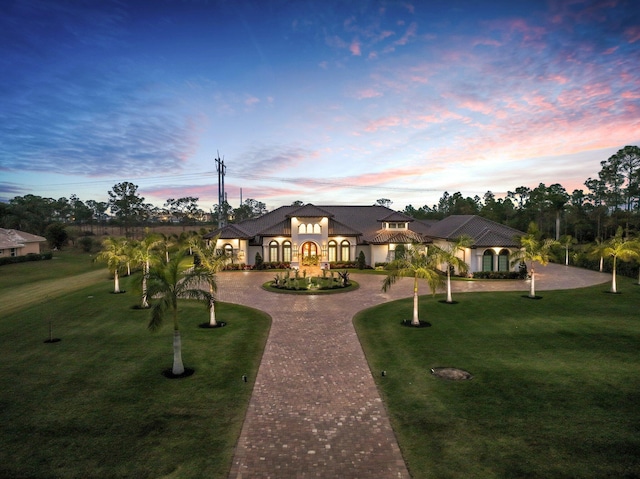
[0,252,53,266]
[472,271,521,280]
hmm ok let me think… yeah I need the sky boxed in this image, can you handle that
[1,0,639,213]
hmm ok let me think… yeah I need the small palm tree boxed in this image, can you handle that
[510,224,558,298]
[96,237,128,293]
[132,234,163,308]
[382,243,444,326]
[435,235,473,304]
[191,236,229,327]
[602,228,639,294]
[559,234,576,266]
[147,249,213,375]
[589,238,608,272]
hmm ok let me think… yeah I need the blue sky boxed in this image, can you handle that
[1,0,639,212]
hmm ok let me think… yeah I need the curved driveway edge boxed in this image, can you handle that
[218,264,609,478]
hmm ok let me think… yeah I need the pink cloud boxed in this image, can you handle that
[354,88,383,99]
[350,39,362,56]
[625,25,640,43]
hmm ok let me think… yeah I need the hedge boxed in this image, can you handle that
[0,252,53,266]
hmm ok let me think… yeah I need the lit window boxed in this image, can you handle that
[224,244,233,257]
[283,241,291,262]
[328,240,337,262]
[341,240,350,261]
[269,241,279,262]
[498,249,509,271]
[482,250,494,271]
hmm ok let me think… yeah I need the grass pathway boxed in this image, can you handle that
[0,269,108,317]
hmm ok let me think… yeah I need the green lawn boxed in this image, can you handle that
[0,267,270,479]
[354,278,640,479]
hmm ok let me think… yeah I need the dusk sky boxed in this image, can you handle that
[1,0,639,212]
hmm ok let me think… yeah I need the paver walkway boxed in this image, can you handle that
[218,263,610,479]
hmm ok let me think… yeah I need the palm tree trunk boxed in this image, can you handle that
[172,329,185,375]
[611,257,617,293]
[142,260,150,308]
[412,275,420,325]
[599,256,603,272]
[209,297,217,327]
[529,267,536,298]
[565,247,569,266]
[446,268,453,303]
[114,270,120,293]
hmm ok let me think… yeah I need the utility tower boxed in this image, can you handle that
[216,154,227,228]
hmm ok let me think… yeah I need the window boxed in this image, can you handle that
[298,224,306,234]
[498,249,509,272]
[341,240,350,261]
[482,250,494,272]
[223,244,233,257]
[328,240,337,262]
[269,241,279,262]
[283,241,291,262]
[313,224,321,234]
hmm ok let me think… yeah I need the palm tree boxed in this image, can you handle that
[589,238,608,273]
[510,224,558,298]
[96,237,128,293]
[382,243,444,326]
[132,234,163,308]
[602,228,639,293]
[435,235,473,303]
[191,236,229,327]
[147,249,213,375]
[559,234,576,266]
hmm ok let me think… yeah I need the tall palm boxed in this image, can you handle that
[192,236,229,327]
[382,243,444,326]
[602,228,639,293]
[132,234,163,308]
[435,235,472,303]
[510,224,558,298]
[589,238,608,272]
[96,237,128,293]
[147,249,214,375]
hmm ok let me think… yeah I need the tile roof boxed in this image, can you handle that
[0,228,46,249]
[426,215,523,247]
[203,207,522,248]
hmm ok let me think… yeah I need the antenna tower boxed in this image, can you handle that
[216,153,227,228]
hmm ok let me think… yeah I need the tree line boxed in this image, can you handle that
[1,145,638,244]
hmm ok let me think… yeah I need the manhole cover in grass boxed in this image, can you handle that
[430,367,473,381]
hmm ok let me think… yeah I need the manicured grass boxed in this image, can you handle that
[354,278,640,479]
[0,274,270,479]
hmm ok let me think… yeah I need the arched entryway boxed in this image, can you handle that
[301,241,318,259]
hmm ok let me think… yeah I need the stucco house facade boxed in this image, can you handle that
[0,228,47,258]
[204,204,524,273]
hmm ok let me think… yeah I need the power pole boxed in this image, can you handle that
[216,153,226,228]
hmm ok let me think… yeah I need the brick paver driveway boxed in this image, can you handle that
[218,264,609,479]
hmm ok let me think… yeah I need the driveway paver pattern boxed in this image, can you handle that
[219,263,609,478]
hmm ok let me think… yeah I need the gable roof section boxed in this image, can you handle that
[0,228,46,249]
[426,215,523,247]
[369,230,427,244]
[204,223,254,240]
[378,211,414,223]
[287,203,334,218]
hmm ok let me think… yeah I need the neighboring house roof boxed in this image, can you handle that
[0,228,46,249]
[426,215,522,247]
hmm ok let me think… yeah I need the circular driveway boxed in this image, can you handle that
[218,264,609,479]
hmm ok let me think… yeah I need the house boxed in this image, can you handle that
[0,228,47,258]
[203,204,523,273]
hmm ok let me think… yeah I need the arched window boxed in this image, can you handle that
[328,240,337,262]
[224,244,233,257]
[482,250,494,272]
[269,241,279,262]
[298,224,306,234]
[282,241,291,262]
[341,240,350,261]
[498,249,510,272]
[313,224,321,234]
